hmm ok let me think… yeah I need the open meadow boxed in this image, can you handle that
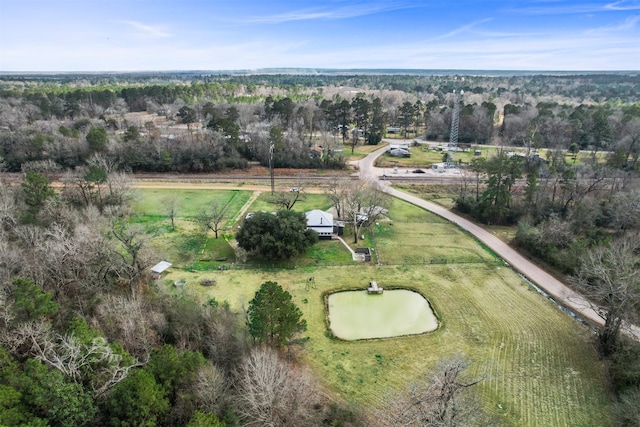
[133,187,614,426]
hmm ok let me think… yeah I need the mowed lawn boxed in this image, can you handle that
[137,187,614,427]
[374,197,496,265]
[132,188,253,266]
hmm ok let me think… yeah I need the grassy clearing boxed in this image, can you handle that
[374,222,497,265]
[246,193,332,215]
[370,197,498,265]
[386,196,450,223]
[137,188,614,427]
[133,189,252,268]
[162,264,612,427]
[133,188,252,220]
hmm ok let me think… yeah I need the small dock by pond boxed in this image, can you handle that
[367,281,383,294]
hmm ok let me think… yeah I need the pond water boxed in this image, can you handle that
[327,289,439,340]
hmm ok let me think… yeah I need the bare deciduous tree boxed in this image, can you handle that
[110,219,151,288]
[325,178,351,219]
[234,347,324,427]
[0,184,18,238]
[92,293,164,359]
[269,184,307,211]
[606,189,640,233]
[571,237,640,356]
[370,356,486,427]
[4,319,141,397]
[327,179,390,243]
[195,200,231,239]
[162,195,179,231]
[193,362,229,417]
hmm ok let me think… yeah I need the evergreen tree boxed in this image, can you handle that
[86,127,108,152]
[21,171,55,223]
[247,281,307,348]
[104,369,169,427]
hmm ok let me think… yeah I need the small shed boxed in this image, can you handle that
[151,261,172,279]
[356,247,371,262]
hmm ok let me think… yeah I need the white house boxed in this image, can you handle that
[389,148,411,158]
[305,210,334,239]
[389,144,411,158]
[389,143,410,151]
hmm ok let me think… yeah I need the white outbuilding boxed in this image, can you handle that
[305,210,334,240]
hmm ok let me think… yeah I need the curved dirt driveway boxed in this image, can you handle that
[358,145,640,340]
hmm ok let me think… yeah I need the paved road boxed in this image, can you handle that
[358,145,640,340]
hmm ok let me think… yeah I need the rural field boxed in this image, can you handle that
[133,186,613,427]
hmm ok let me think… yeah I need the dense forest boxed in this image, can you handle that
[1,72,638,173]
[1,71,639,426]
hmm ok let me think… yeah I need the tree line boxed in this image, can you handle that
[1,72,638,176]
[0,168,338,426]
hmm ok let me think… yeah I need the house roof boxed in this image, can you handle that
[389,148,410,157]
[151,261,172,274]
[305,210,333,227]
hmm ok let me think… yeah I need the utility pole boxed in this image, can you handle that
[269,143,275,194]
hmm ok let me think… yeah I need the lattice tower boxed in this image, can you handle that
[447,89,462,168]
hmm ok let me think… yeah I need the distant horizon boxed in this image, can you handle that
[1,68,638,76]
[1,1,639,72]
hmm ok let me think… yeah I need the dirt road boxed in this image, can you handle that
[359,144,640,340]
[134,181,329,194]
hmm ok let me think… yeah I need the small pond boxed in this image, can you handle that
[327,289,438,340]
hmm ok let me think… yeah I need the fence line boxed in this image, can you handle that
[181,256,501,272]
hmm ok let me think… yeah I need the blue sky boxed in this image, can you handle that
[1,0,639,71]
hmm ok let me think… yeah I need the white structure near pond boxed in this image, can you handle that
[151,261,172,279]
[305,209,334,239]
[151,261,172,274]
[367,281,383,294]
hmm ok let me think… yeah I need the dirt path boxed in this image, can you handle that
[234,191,261,223]
[134,181,329,194]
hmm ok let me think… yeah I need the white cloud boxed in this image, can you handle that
[510,1,640,15]
[117,20,173,39]
[430,18,494,41]
[239,2,415,24]
[586,15,640,33]
[605,1,640,11]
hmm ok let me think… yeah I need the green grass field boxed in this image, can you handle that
[132,189,252,268]
[132,188,251,218]
[246,192,333,214]
[135,187,614,426]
